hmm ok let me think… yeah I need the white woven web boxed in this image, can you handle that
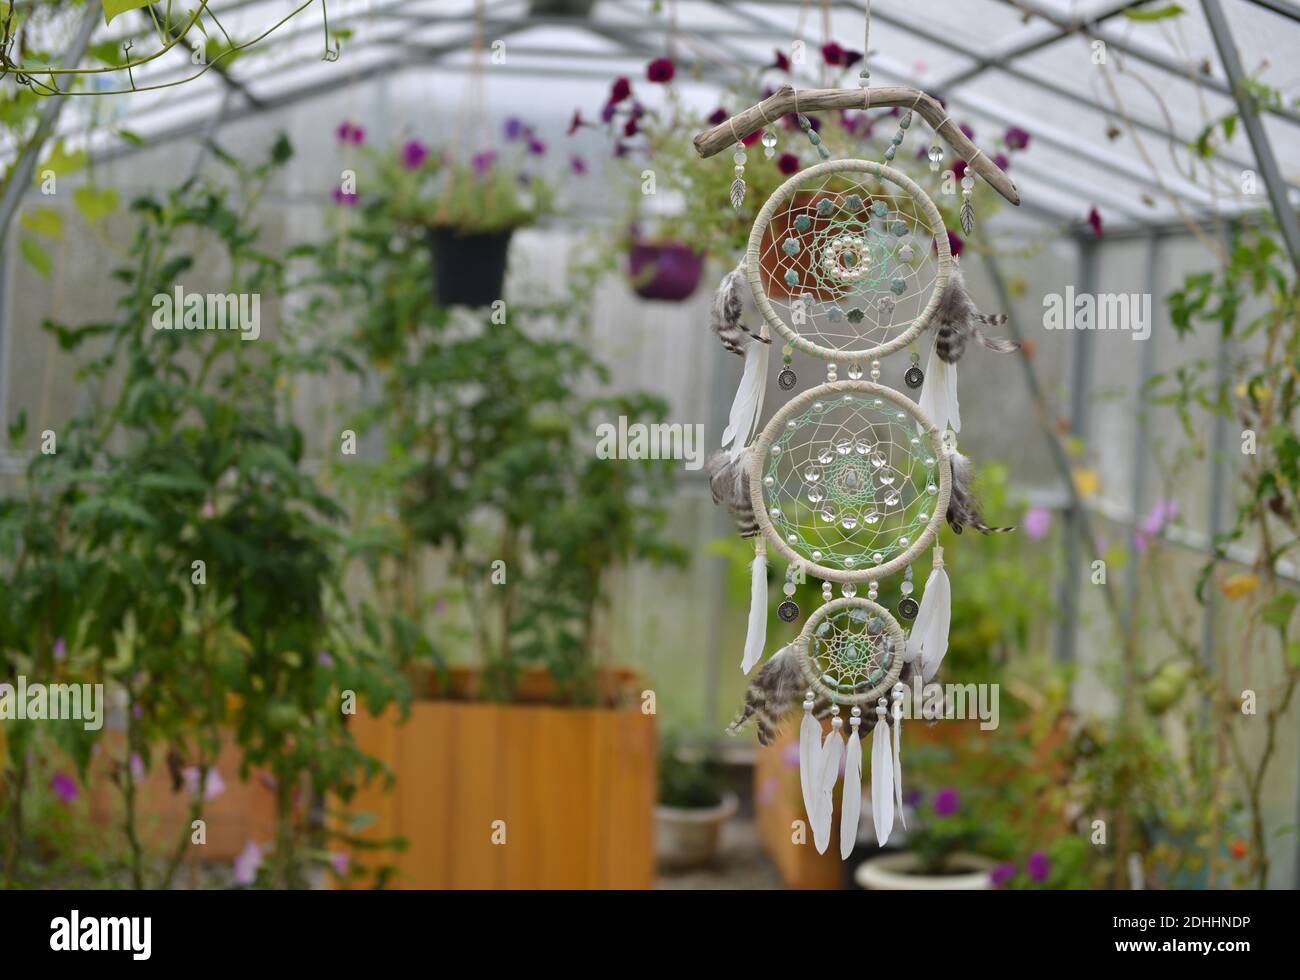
[805,605,898,702]
[754,169,940,355]
[762,393,938,572]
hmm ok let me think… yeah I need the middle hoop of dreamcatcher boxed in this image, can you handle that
[747,159,952,363]
[796,596,905,706]
[749,379,952,583]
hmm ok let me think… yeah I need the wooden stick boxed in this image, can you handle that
[692,84,1021,207]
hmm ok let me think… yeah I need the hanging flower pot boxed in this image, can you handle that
[627,241,704,302]
[426,226,514,308]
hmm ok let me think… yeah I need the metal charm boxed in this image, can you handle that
[904,365,924,389]
[898,596,920,620]
[778,599,801,623]
[778,368,797,390]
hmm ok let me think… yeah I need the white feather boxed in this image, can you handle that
[892,698,906,830]
[812,726,843,855]
[741,548,768,674]
[871,708,895,846]
[915,552,952,683]
[917,342,961,435]
[839,722,863,860]
[799,700,819,824]
[721,335,769,461]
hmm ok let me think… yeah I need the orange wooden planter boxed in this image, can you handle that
[343,669,656,889]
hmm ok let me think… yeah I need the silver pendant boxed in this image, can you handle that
[904,365,924,389]
[778,599,800,623]
[778,368,797,390]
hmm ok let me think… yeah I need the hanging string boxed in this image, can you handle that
[860,0,871,84]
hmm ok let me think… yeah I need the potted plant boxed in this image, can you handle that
[300,167,685,887]
[655,739,738,869]
[854,787,999,889]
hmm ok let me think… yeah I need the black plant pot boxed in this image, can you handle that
[426,226,514,308]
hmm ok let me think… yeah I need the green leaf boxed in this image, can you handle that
[20,206,63,240]
[1123,4,1184,21]
[1262,591,1298,632]
[19,237,51,277]
[116,128,146,146]
[36,140,87,182]
[74,185,120,226]
[1288,641,1300,670]
[101,1,155,26]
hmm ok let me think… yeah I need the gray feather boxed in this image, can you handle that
[707,449,759,538]
[946,451,1015,535]
[709,263,768,356]
[725,645,829,745]
[932,260,1017,364]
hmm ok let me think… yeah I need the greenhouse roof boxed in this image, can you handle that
[14,0,1300,234]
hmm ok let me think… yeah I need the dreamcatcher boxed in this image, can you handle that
[702,66,1019,858]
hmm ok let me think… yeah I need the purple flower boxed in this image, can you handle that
[600,102,617,124]
[567,109,584,135]
[1027,850,1050,883]
[504,117,527,141]
[51,772,77,804]
[1004,126,1031,151]
[330,852,350,875]
[904,788,924,807]
[1086,205,1104,238]
[990,862,1017,888]
[318,651,334,667]
[472,151,497,176]
[933,786,960,817]
[609,77,631,105]
[707,107,728,126]
[401,140,429,170]
[183,767,226,802]
[959,123,975,140]
[570,155,587,175]
[132,701,143,719]
[233,840,263,886]
[1135,498,1179,553]
[781,741,801,770]
[129,753,146,781]
[646,57,675,83]
[1023,507,1052,541]
[53,637,67,661]
[994,152,1010,172]
[335,121,360,143]
[769,49,791,72]
[527,137,546,156]
[778,152,800,175]
[332,187,358,207]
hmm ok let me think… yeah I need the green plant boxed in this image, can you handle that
[658,738,725,809]
[1,138,404,888]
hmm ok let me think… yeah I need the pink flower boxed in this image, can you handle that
[332,187,358,207]
[472,150,497,176]
[335,121,364,145]
[570,155,587,175]
[53,637,67,661]
[129,753,146,781]
[400,140,429,170]
[1023,507,1052,541]
[1135,498,1179,553]
[781,742,800,769]
[233,840,262,886]
[331,852,350,875]
[51,772,77,804]
[183,766,226,802]
[1026,850,1050,883]
[646,57,675,83]
[933,786,960,816]
[994,152,1010,172]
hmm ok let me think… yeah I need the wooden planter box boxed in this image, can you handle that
[343,669,656,889]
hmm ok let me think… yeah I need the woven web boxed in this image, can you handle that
[755,168,940,355]
[804,605,897,702]
[763,393,938,571]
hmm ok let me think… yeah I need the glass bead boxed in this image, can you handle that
[845,194,863,211]
[900,112,913,129]
[845,556,857,567]
[961,175,976,190]
[848,362,863,380]
[818,450,834,465]
[770,445,781,456]
[735,166,744,175]
[814,551,824,561]
[842,583,857,598]
[900,580,914,595]
[804,465,822,482]
[812,401,824,412]
[873,552,884,563]
[928,145,944,163]
[835,439,852,456]
[899,536,909,547]
[762,131,778,149]
[819,504,837,523]
[734,150,747,164]
[783,582,796,597]
[770,507,783,520]
[855,439,871,455]
[787,420,797,429]
[764,147,775,159]
[864,509,880,525]
[840,513,858,531]
[808,489,823,504]
[927,482,938,494]
[817,199,834,216]
[891,278,907,295]
[891,132,904,146]
[891,221,908,237]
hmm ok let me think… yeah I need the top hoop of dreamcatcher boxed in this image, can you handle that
[746,159,951,363]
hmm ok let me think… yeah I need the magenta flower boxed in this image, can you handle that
[959,123,975,141]
[401,140,429,170]
[953,159,968,180]
[1086,206,1104,237]
[472,150,497,176]
[527,137,546,156]
[1023,507,1052,541]
[233,840,262,886]
[53,637,67,661]
[623,116,639,138]
[821,42,862,68]
[570,155,587,175]
[332,187,358,207]
[933,786,960,816]
[946,229,965,257]
[609,76,631,105]
[778,152,800,175]
[646,57,675,83]
[990,862,1017,888]
[994,152,1010,172]
[51,772,77,804]
[1027,850,1050,883]
[330,852,350,875]
[566,109,584,135]
[769,49,791,72]
[707,107,728,125]
[335,121,365,145]
[1004,126,1031,150]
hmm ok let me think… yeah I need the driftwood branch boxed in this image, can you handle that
[693,84,1020,207]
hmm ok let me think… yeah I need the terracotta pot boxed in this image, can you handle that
[655,791,738,869]
[627,242,705,302]
[342,669,656,888]
[755,190,845,301]
[855,851,996,890]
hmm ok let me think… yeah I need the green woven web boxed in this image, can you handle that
[763,393,938,571]
[806,605,897,702]
[755,168,940,355]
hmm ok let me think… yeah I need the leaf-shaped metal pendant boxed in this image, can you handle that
[729,177,745,210]
[960,201,975,236]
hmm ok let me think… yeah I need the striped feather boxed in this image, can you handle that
[946,451,1015,535]
[707,449,759,538]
